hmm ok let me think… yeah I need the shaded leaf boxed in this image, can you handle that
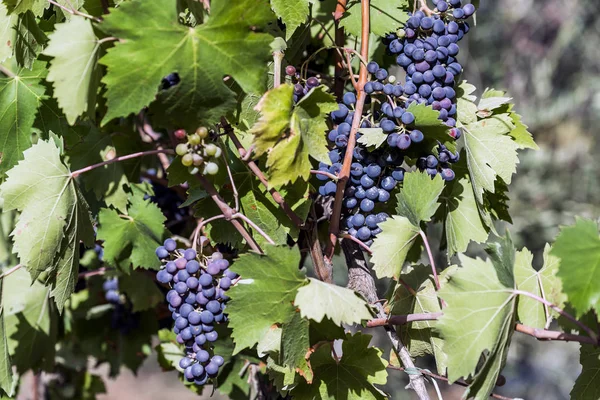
[395,170,443,226]
[371,216,420,280]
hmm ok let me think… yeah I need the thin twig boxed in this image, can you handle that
[71,149,174,178]
[47,0,102,22]
[387,365,515,400]
[340,233,372,253]
[0,264,22,280]
[512,289,598,341]
[324,0,370,262]
[0,65,16,78]
[192,215,226,250]
[233,213,276,245]
[310,169,338,181]
[222,150,240,212]
[273,50,284,88]
[419,230,440,291]
[344,50,359,91]
[78,267,109,279]
[366,312,443,328]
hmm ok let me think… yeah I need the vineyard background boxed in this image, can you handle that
[11,0,600,398]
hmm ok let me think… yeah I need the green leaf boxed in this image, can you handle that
[357,128,387,149]
[437,253,516,398]
[551,218,600,317]
[440,174,489,257]
[96,189,167,271]
[99,0,273,129]
[251,84,337,187]
[227,245,307,353]
[294,278,372,325]
[42,16,100,125]
[407,102,455,150]
[291,332,388,400]
[155,329,180,370]
[3,0,47,16]
[257,325,282,357]
[0,60,46,179]
[514,245,564,328]
[341,0,409,38]
[0,139,94,312]
[0,5,17,63]
[270,0,309,40]
[280,311,311,381]
[456,81,478,125]
[390,264,450,374]
[571,345,600,400]
[119,271,163,312]
[507,105,538,150]
[395,170,443,226]
[461,114,519,203]
[0,279,13,396]
[478,90,512,112]
[370,216,420,280]
[3,267,56,374]
[14,11,47,69]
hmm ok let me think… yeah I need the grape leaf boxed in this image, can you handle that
[551,218,600,317]
[0,139,94,312]
[251,84,337,187]
[390,264,451,374]
[294,278,372,326]
[571,345,600,400]
[270,0,309,40]
[456,81,478,125]
[407,102,455,150]
[257,325,282,357]
[43,16,100,124]
[478,89,512,113]
[99,0,273,129]
[395,170,444,226]
[341,0,409,38]
[440,174,489,257]
[3,267,56,374]
[3,0,47,16]
[280,311,312,381]
[291,332,388,400]
[506,105,538,150]
[227,245,307,353]
[371,216,420,280]
[96,188,166,271]
[0,5,17,63]
[514,245,564,328]
[357,128,387,149]
[0,280,13,397]
[14,11,46,69]
[461,114,519,203]
[437,252,516,397]
[0,60,46,179]
[119,271,164,312]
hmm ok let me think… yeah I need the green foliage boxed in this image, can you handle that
[552,217,600,317]
[395,170,444,226]
[341,0,409,38]
[270,0,309,40]
[370,216,420,279]
[571,345,600,400]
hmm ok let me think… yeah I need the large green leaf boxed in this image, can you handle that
[3,0,47,16]
[291,332,388,400]
[270,0,309,40]
[96,188,166,271]
[280,311,311,381]
[227,245,307,353]
[43,16,100,124]
[571,345,600,400]
[0,139,94,312]
[395,170,443,226]
[0,5,17,63]
[14,11,46,69]
[294,278,372,326]
[251,84,337,187]
[99,0,274,129]
[437,250,516,398]
[370,216,420,280]
[341,0,409,38]
[0,60,46,179]
[551,218,600,317]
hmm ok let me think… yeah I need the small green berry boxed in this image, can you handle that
[176,143,188,156]
[181,153,194,167]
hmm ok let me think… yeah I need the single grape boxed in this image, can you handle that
[463,3,475,16]
[220,277,232,290]
[375,68,388,81]
[176,143,189,156]
[285,65,296,76]
[392,168,405,181]
[205,362,219,377]
[207,262,220,275]
[196,349,210,363]
[191,363,205,377]
[306,77,319,88]
[367,61,379,74]
[179,357,193,369]
[360,199,375,212]
[212,355,225,367]
[206,331,218,342]
[186,277,199,290]
[343,92,357,106]
[357,227,371,241]
[175,282,188,294]
[397,134,411,150]
[199,274,213,287]
[156,246,169,259]
[203,162,219,176]
[195,334,207,346]
[441,168,455,181]
[157,270,173,284]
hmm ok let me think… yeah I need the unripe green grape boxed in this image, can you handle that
[204,143,218,157]
[181,153,194,167]
[188,134,201,146]
[188,166,199,175]
[176,143,188,156]
[192,154,204,166]
[203,162,219,175]
[388,75,397,84]
[196,126,209,139]
[213,146,222,158]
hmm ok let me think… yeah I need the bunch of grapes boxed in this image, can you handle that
[101,277,141,334]
[102,277,121,304]
[316,1,474,244]
[283,65,323,103]
[155,239,236,386]
[174,127,222,176]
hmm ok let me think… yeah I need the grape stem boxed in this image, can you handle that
[419,230,441,291]
[78,267,110,279]
[47,0,102,22]
[325,0,370,262]
[340,233,372,253]
[387,365,515,400]
[233,213,276,245]
[192,215,226,250]
[70,149,174,178]
[310,169,338,181]
[0,264,22,280]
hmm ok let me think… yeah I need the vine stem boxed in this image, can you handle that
[47,0,102,22]
[192,215,226,250]
[387,365,515,400]
[511,289,598,341]
[333,0,348,98]
[324,0,370,262]
[0,264,22,280]
[272,50,284,88]
[195,175,263,254]
[340,233,372,253]
[78,267,109,279]
[70,149,174,178]
[233,213,276,245]
[419,230,440,291]
[310,169,338,181]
